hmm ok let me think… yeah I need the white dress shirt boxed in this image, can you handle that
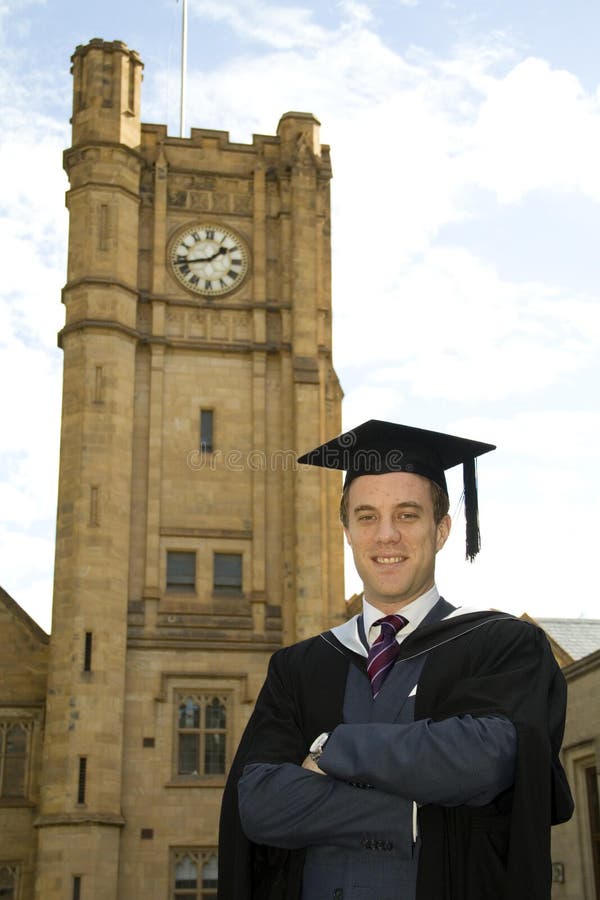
[363,585,440,648]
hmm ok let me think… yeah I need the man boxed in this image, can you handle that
[218,421,573,900]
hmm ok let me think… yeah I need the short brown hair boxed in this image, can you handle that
[339,477,449,527]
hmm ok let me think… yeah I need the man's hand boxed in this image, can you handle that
[302,754,327,774]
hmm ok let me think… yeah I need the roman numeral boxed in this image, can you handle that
[227,270,238,280]
[204,280,213,291]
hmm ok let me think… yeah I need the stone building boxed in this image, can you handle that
[542,623,600,900]
[518,615,600,898]
[0,37,343,900]
[551,648,600,899]
[0,588,49,899]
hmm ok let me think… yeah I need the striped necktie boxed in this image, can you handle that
[367,614,408,698]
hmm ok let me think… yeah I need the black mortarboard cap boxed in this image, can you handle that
[298,420,496,561]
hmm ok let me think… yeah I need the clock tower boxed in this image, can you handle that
[33,39,343,898]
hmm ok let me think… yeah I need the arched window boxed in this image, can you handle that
[204,698,226,774]
[0,721,30,799]
[174,855,197,895]
[173,850,217,899]
[201,855,218,895]
[177,696,227,777]
[0,864,18,899]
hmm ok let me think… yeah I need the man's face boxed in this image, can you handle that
[343,471,451,613]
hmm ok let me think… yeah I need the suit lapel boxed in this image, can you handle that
[371,599,456,722]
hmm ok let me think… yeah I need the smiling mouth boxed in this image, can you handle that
[374,556,406,565]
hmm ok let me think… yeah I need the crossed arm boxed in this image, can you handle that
[238,713,516,851]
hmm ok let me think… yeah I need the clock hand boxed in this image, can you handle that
[186,246,229,264]
[186,254,213,263]
[206,246,229,261]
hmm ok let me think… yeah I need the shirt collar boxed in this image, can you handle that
[363,584,440,646]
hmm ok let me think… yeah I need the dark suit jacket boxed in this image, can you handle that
[218,605,573,899]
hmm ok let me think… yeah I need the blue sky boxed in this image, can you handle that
[1,0,599,631]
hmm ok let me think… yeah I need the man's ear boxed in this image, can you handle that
[436,515,451,552]
[343,526,352,547]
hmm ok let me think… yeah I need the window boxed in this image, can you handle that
[0,864,19,900]
[172,849,217,899]
[177,695,228,777]
[83,632,93,672]
[167,551,196,593]
[77,757,87,805]
[0,721,31,799]
[72,875,82,900]
[213,553,242,595]
[586,765,600,898]
[200,410,214,453]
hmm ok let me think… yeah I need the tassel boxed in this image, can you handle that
[463,457,480,561]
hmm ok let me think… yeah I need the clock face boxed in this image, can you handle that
[169,224,249,296]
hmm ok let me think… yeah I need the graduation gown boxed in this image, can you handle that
[218,609,573,899]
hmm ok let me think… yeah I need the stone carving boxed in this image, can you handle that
[233,312,251,341]
[210,312,228,340]
[234,195,252,214]
[189,312,207,338]
[166,309,184,337]
[212,192,230,213]
[188,191,210,211]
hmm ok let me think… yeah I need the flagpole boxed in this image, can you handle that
[180,0,188,138]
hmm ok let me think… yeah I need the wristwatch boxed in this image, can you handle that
[309,732,331,763]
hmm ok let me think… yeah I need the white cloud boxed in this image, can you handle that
[0,346,61,458]
[0,26,66,631]
[335,246,600,402]
[156,16,600,306]
[14,577,53,634]
[432,408,600,618]
[0,0,44,41]
[337,1,375,26]
[149,7,600,292]
[463,58,600,203]
[0,526,54,632]
[189,0,329,50]
[340,384,405,428]
[447,410,600,465]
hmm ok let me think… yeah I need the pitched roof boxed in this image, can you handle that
[535,618,600,662]
[0,584,49,643]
